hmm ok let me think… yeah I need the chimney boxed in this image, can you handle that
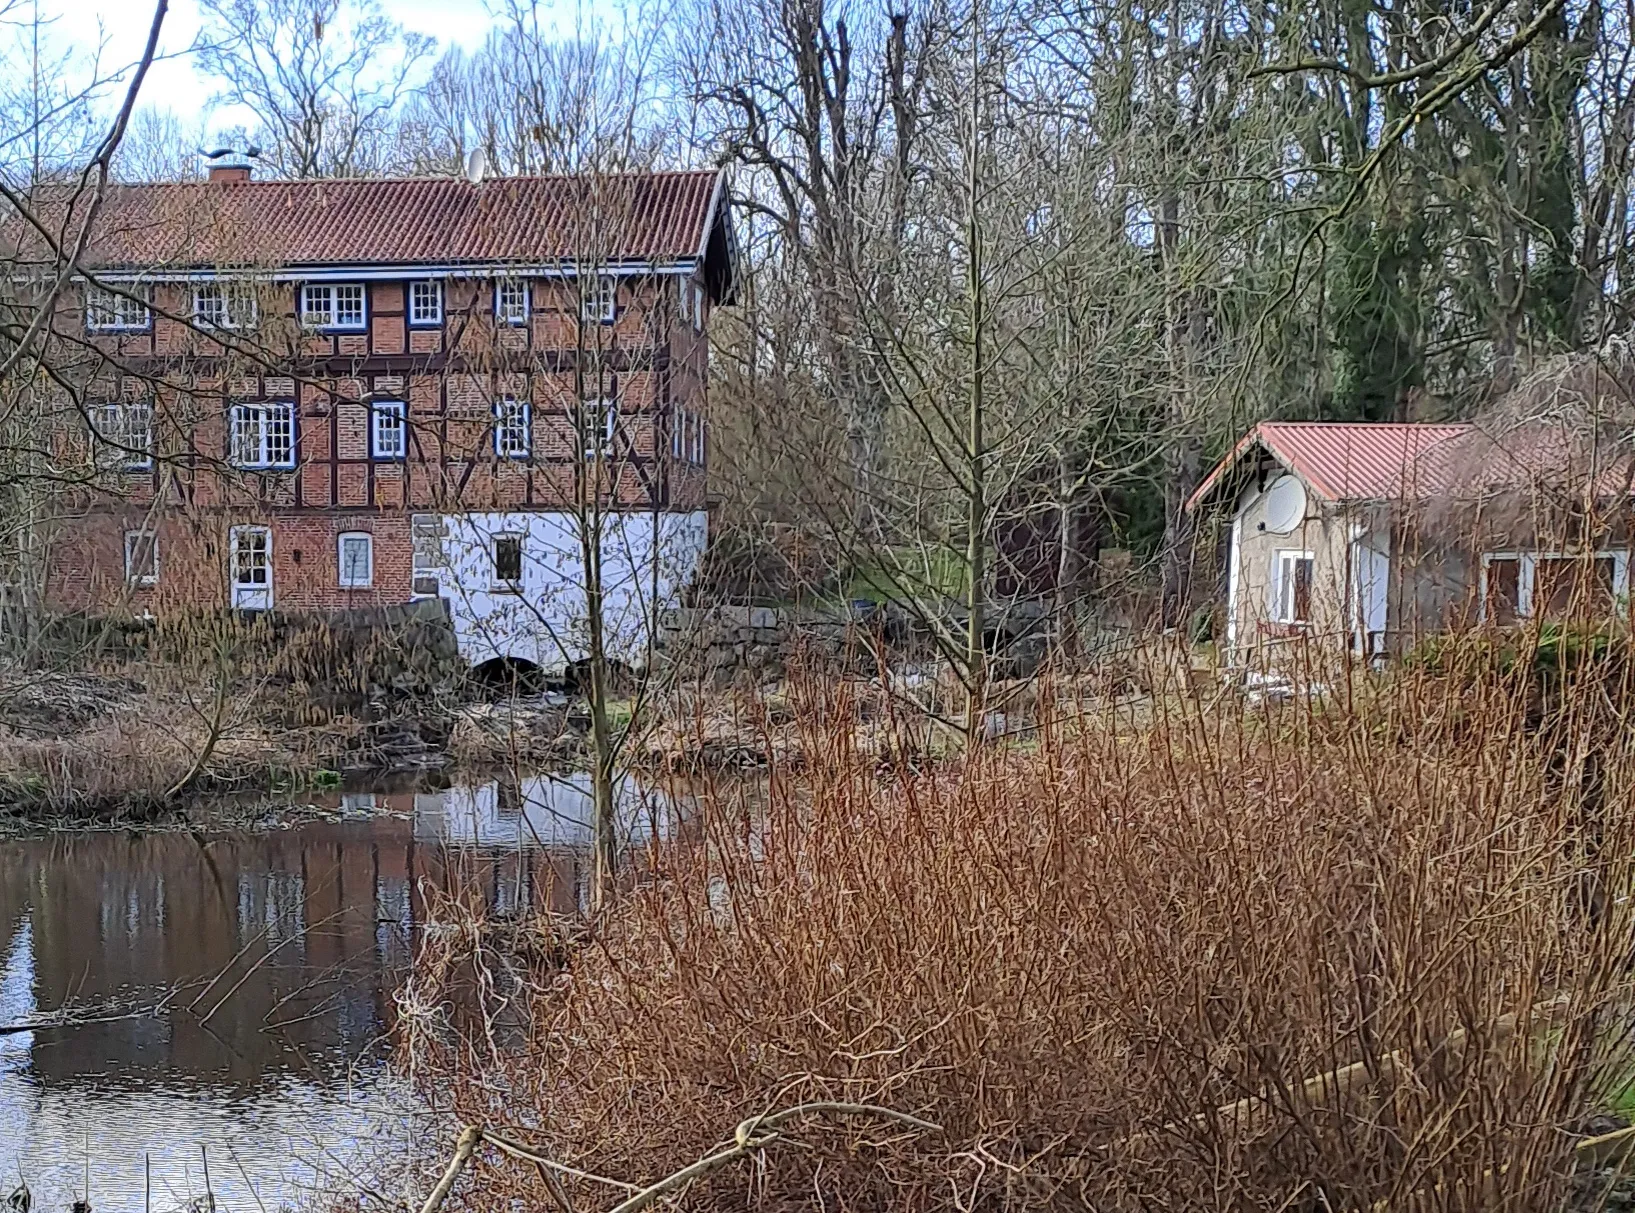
[202,143,259,183]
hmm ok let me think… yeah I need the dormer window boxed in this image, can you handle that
[85,283,151,332]
[193,283,258,330]
[495,278,529,326]
[409,280,443,326]
[300,283,366,331]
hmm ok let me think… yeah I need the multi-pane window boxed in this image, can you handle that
[408,280,442,326]
[495,278,529,325]
[411,514,446,598]
[371,401,407,459]
[338,533,374,588]
[192,283,258,329]
[492,535,524,587]
[493,397,531,458]
[581,275,617,323]
[580,397,618,460]
[1275,551,1314,625]
[300,283,366,329]
[671,407,704,465]
[124,529,159,586]
[229,402,296,469]
[95,402,153,471]
[85,284,151,331]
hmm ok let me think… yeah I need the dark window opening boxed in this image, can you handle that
[493,535,523,585]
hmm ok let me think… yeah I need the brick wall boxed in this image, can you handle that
[46,508,416,615]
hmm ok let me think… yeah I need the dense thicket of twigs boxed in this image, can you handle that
[400,645,1635,1211]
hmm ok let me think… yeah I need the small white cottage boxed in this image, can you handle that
[1188,414,1635,661]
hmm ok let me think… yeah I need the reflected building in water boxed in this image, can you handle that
[0,774,675,1208]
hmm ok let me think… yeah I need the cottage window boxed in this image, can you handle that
[580,397,618,460]
[193,283,258,329]
[85,283,150,331]
[692,284,705,332]
[95,402,153,471]
[338,533,374,588]
[1274,551,1314,625]
[493,398,531,458]
[581,276,617,323]
[301,283,366,330]
[671,407,686,459]
[230,402,296,469]
[677,277,691,324]
[492,534,524,587]
[1535,555,1616,618]
[495,278,529,325]
[124,530,159,586]
[408,280,443,326]
[371,401,407,460]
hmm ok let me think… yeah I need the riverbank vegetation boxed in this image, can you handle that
[401,642,1635,1211]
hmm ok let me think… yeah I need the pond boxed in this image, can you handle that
[0,775,679,1212]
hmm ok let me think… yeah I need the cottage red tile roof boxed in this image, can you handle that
[1188,422,1474,510]
[28,170,726,270]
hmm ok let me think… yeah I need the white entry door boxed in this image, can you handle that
[230,525,273,611]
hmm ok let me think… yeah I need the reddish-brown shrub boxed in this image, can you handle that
[402,652,1635,1211]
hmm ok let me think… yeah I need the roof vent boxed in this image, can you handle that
[202,143,261,183]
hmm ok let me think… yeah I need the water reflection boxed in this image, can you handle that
[0,774,672,1210]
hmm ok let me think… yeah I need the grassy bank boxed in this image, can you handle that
[402,644,1635,1211]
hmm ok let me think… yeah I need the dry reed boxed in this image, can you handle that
[401,643,1635,1211]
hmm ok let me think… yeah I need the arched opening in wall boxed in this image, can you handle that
[471,655,546,699]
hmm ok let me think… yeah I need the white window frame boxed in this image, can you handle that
[124,529,159,587]
[408,279,443,326]
[192,282,258,330]
[300,282,367,331]
[491,533,525,590]
[580,397,618,460]
[671,406,686,459]
[1479,550,1630,621]
[1274,550,1315,625]
[229,401,297,469]
[95,401,153,471]
[85,283,151,332]
[411,513,445,598]
[692,284,705,332]
[581,275,617,323]
[493,397,531,459]
[337,532,374,589]
[371,401,407,460]
[495,278,530,326]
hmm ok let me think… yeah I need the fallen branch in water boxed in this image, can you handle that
[419,1103,943,1213]
[0,988,182,1036]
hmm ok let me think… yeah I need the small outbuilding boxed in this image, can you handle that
[1188,371,1635,663]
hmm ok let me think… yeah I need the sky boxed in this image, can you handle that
[36,0,545,133]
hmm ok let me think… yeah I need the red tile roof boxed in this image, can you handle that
[26,170,725,270]
[1188,422,1473,510]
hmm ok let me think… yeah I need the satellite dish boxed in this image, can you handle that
[1261,474,1307,534]
[464,148,487,184]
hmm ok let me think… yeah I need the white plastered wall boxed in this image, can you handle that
[436,510,708,671]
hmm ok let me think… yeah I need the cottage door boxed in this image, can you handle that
[230,525,274,611]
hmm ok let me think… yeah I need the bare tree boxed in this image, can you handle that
[195,0,434,178]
